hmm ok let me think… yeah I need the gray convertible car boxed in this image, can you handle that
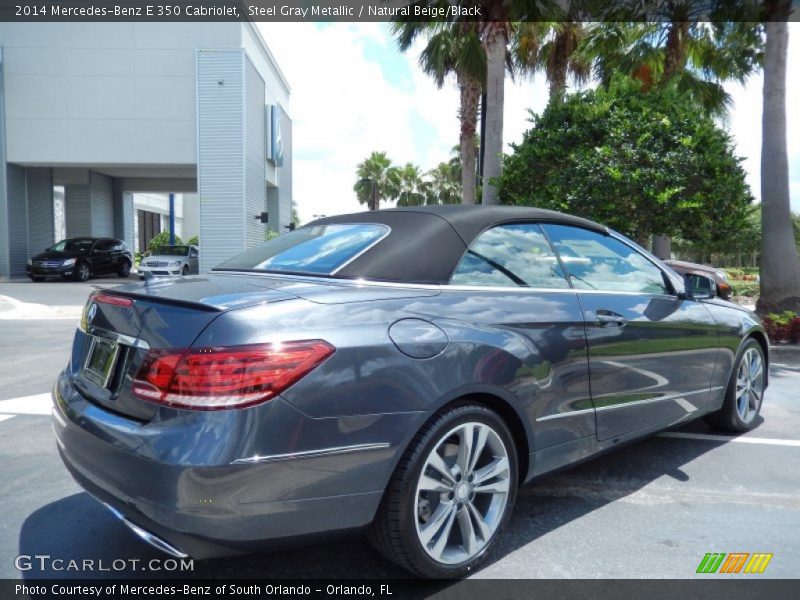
[53,206,768,578]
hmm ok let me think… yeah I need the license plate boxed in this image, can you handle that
[83,337,120,388]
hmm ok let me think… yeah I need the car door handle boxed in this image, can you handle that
[595,310,627,327]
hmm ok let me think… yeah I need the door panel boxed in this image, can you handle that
[541,224,720,441]
[578,293,719,440]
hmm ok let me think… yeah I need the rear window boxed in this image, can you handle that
[215,224,390,275]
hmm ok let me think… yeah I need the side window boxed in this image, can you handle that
[450,223,570,288]
[541,224,668,294]
[94,240,114,252]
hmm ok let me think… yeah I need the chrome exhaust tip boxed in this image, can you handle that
[104,503,189,559]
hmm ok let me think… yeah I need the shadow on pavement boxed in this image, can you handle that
[19,428,729,581]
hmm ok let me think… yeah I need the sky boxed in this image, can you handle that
[257,22,800,224]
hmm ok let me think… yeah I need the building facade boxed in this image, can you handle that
[0,22,291,278]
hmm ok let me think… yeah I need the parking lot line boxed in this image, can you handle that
[0,393,52,415]
[659,431,800,447]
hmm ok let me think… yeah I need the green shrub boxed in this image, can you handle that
[147,231,183,255]
[187,235,199,246]
[731,280,759,297]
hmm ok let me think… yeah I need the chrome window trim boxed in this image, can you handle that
[215,270,681,297]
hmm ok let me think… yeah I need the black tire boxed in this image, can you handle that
[704,338,766,432]
[182,265,189,276]
[74,262,91,282]
[368,403,518,578]
[118,260,131,278]
[29,276,45,282]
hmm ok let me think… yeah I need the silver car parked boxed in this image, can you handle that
[137,244,199,279]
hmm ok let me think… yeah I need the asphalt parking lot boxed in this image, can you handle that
[0,279,798,580]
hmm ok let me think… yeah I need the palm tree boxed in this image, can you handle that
[426,161,462,205]
[392,21,485,205]
[480,4,512,205]
[393,163,428,207]
[354,152,396,211]
[580,18,762,117]
[513,10,591,106]
[757,0,800,313]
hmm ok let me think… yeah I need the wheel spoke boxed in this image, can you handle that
[455,424,475,474]
[457,508,478,556]
[749,388,761,410]
[473,479,511,495]
[749,353,761,380]
[473,456,509,486]
[419,501,456,547]
[468,426,489,475]
[739,395,749,421]
[429,505,458,560]
[427,450,455,484]
[466,500,493,541]
[419,472,454,493]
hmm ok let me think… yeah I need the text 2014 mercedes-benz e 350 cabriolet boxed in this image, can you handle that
[53,206,768,577]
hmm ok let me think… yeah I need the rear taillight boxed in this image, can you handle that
[94,293,133,307]
[132,340,334,410]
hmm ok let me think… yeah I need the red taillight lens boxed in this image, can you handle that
[94,293,134,307]
[132,340,335,410]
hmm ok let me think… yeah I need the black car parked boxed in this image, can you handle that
[27,237,133,282]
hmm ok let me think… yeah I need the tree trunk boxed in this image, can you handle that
[549,31,570,105]
[757,16,800,314]
[663,21,689,81]
[652,235,672,260]
[482,22,508,205]
[458,73,480,205]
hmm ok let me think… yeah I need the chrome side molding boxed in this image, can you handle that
[231,442,391,465]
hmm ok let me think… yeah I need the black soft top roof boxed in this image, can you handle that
[310,205,608,285]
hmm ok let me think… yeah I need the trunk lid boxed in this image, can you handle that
[70,275,301,421]
[70,273,439,421]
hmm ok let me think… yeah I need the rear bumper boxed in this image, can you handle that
[52,371,418,558]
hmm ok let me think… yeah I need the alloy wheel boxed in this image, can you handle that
[735,347,764,424]
[77,263,90,282]
[414,422,511,565]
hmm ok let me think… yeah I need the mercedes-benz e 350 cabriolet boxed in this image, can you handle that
[53,206,768,577]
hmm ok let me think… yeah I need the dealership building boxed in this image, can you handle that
[0,22,292,278]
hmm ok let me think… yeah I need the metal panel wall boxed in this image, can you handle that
[65,184,91,238]
[26,167,54,252]
[197,50,245,272]
[6,163,28,276]
[0,47,10,278]
[244,55,267,248]
[277,109,293,230]
[90,172,114,238]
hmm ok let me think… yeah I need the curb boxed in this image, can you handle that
[770,345,800,361]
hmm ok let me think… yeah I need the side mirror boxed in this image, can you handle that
[190,252,198,258]
[683,273,717,300]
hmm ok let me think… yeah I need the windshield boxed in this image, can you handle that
[158,246,190,256]
[49,239,95,253]
[215,224,390,275]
